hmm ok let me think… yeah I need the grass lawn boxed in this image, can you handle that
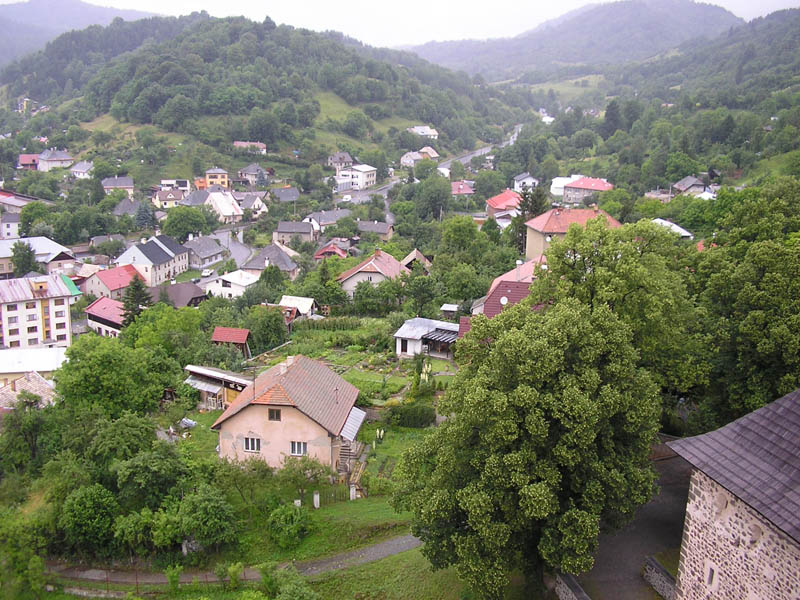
[342,367,409,399]
[654,547,681,578]
[428,357,456,373]
[527,73,607,104]
[178,410,222,457]
[176,269,202,283]
[742,150,798,184]
[360,423,431,479]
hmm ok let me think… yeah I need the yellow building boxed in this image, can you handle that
[205,167,229,189]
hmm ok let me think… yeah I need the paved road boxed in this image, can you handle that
[439,123,523,170]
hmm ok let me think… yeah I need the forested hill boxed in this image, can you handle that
[1,12,212,102]
[600,8,800,108]
[409,0,743,81]
[0,0,154,67]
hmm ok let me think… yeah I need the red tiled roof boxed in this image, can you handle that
[525,207,621,234]
[211,327,250,344]
[486,188,521,210]
[487,256,546,294]
[84,296,125,326]
[483,280,532,319]
[564,177,614,193]
[211,355,359,435]
[314,242,347,260]
[451,181,475,195]
[337,249,409,283]
[18,154,39,165]
[94,264,141,292]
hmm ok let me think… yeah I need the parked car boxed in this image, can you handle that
[201,269,213,277]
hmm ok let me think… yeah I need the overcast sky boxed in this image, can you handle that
[21,0,800,46]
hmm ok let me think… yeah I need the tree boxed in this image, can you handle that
[135,201,156,230]
[449,160,466,181]
[162,206,209,242]
[86,412,156,479]
[244,305,287,355]
[179,483,237,549]
[122,275,152,327]
[393,299,660,596]
[483,217,501,244]
[59,484,120,556]
[417,175,450,220]
[414,159,438,181]
[11,241,40,277]
[404,268,437,315]
[0,390,46,473]
[474,170,505,199]
[601,99,623,139]
[18,201,50,236]
[277,456,332,504]
[114,441,188,510]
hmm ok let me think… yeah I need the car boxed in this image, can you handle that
[191,277,201,284]
[201,269,213,277]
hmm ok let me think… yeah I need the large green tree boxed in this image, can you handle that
[162,206,211,242]
[393,299,660,596]
[121,275,153,327]
[10,241,40,277]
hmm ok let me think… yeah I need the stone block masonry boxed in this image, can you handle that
[555,573,592,600]
[644,556,676,599]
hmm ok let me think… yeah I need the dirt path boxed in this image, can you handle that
[48,535,421,586]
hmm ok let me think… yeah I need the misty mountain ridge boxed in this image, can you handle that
[409,0,744,80]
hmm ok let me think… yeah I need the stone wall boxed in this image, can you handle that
[675,469,800,599]
[554,573,592,600]
[644,556,676,600]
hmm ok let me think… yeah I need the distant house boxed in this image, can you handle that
[459,279,534,339]
[337,249,409,298]
[419,146,440,161]
[233,192,267,218]
[17,154,39,170]
[400,248,432,273]
[0,213,20,240]
[277,295,318,319]
[184,364,251,411]
[152,189,184,210]
[493,208,520,231]
[407,125,439,140]
[180,190,209,208]
[562,176,613,204]
[183,235,228,269]
[242,243,299,281]
[160,179,191,194]
[102,176,135,199]
[394,317,459,359]
[0,189,54,214]
[486,189,522,218]
[314,240,348,261]
[237,163,268,186]
[668,389,800,600]
[147,282,207,308]
[0,237,75,280]
[451,181,475,198]
[205,167,229,189]
[327,151,353,173]
[270,187,300,204]
[524,206,621,260]
[204,191,243,224]
[512,172,539,193]
[70,161,94,179]
[550,174,585,197]
[338,164,377,190]
[652,218,694,240]
[89,234,125,248]
[400,151,423,168]
[85,296,125,338]
[356,219,393,241]
[233,141,266,155]
[0,347,67,386]
[211,326,251,358]
[37,149,73,172]
[112,197,142,218]
[303,208,352,234]
[210,355,365,471]
[0,371,55,416]
[202,270,259,299]
[273,221,315,245]
[84,264,142,300]
[113,234,189,286]
[671,176,706,197]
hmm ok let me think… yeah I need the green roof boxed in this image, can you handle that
[59,273,81,297]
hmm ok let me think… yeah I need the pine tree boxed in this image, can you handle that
[122,276,152,327]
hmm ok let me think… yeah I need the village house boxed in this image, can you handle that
[277,295,318,320]
[184,364,251,411]
[419,146,440,161]
[270,186,300,204]
[0,237,75,280]
[183,235,228,270]
[356,219,393,241]
[562,176,614,204]
[303,208,352,234]
[273,221,315,245]
[313,239,349,261]
[37,149,73,172]
[202,269,259,299]
[337,249,409,298]
[652,218,694,240]
[668,389,800,600]
[327,151,353,173]
[211,326,251,358]
[70,161,94,179]
[83,264,142,300]
[1,213,19,240]
[114,234,189,286]
[394,317,459,359]
[524,206,621,260]
[337,164,377,190]
[101,176,135,199]
[84,296,125,338]
[237,163,269,187]
[512,172,539,193]
[204,167,229,189]
[210,355,365,472]
[0,371,56,418]
[242,243,299,280]
[17,154,39,170]
[485,189,522,218]
[400,248,432,273]
[112,197,142,218]
[233,141,267,155]
[671,175,706,197]
[147,282,206,308]
[204,190,243,224]
[0,189,53,214]
[233,192,267,218]
[160,179,191,194]
[152,189,184,210]
[400,151,423,168]
[0,274,74,349]
[451,180,475,200]
[550,174,585,197]
[0,346,67,386]
[407,125,439,140]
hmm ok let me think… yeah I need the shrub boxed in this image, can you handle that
[257,562,280,597]
[213,562,228,586]
[389,402,436,428]
[164,564,183,596]
[227,562,243,590]
[267,504,311,549]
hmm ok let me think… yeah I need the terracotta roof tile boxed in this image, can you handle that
[337,249,408,283]
[486,188,521,210]
[94,264,141,292]
[211,327,250,344]
[525,207,621,234]
[564,177,614,192]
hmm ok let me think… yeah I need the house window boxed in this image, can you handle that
[27,326,37,333]
[7,316,17,324]
[8,328,18,336]
[56,334,67,341]
[268,408,281,421]
[28,338,38,345]
[56,322,66,330]
[10,340,19,347]
[6,304,16,311]
[222,280,231,288]
[706,567,715,586]
[244,437,261,452]
[55,310,65,318]
[290,441,307,456]
[27,314,36,321]
[54,299,64,306]
[26,302,36,309]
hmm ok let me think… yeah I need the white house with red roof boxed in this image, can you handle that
[451,180,475,198]
[85,296,125,338]
[525,206,621,260]
[485,189,521,218]
[336,249,409,298]
[83,265,142,300]
[562,177,614,204]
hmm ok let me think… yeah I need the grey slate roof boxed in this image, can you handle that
[183,236,225,259]
[277,221,313,235]
[357,220,391,235]
[305,209,351,227]
[181,190,209,207]
[39,149,72,161]
[271,187,300,203]
[1,212,20,223]
[138,240,172,265]
[235,192,266,210]
[243,244,297,273]
[668,389,800,544]
[206,167,228,174]
[153,234,185,257]
[113,198,141,217]
[90,234,124,245]
[102,176,134,188]
[239,163,266,176]
[147,282,206,307]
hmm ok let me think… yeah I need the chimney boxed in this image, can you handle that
[10,379,15,391]
[515,259,523,281]
[264,257,270,268]
[188,233,194,241]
